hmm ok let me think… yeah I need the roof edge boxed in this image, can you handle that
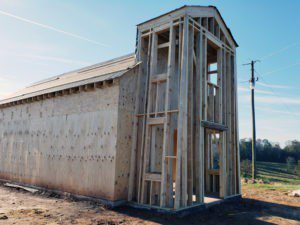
[0,54,139,107]
[29,53,135,88]
[0,62,140,107]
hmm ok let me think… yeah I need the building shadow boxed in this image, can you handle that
[113,198,300,225]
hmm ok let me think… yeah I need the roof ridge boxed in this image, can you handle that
[28,53,135,88]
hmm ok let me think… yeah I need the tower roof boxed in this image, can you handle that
[137,5,238,47]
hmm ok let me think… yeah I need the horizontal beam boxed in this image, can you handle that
[151,73,167,83]
[208,70,218,75]
[144,173,162,182]
[147,117,166,125]
[158,42,170,49]
[201,120,228,131]
[136,109,179,117]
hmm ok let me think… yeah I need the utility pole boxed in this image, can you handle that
[243,60,259,180]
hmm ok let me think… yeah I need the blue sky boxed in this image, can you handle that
[0,0,299,146]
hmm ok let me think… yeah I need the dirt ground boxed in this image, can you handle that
[0,183,299,225]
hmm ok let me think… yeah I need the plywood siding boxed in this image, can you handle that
[114,68,138,200]
[0,86,119,201]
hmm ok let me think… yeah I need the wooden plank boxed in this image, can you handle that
[221,47,227,198]
[233,49,241,195]
[207,84,214,121]
[160,22,176,208]
[205,132,211,192]
[137,33,152,202]
[193,50,197,66]
[128,30,143,201]
[136,109,179,117]
[226,51,232,196]
[203,37,208,122]
[4,183,38,193]
[194,26,200,203]
[175,15,189,209]
[222,48,227,126]
[219,131,226,198]
[151,73,167,83]
[201,121,228,131]
[187,24,194,206]
[231,54,237,195]
[154,84,159,117]
[207,169,220,175]
[150,127,157,172]
[165,155,177,159]
[144,173,162,181]
[208,70,218,75]
[149,181,153,205]
[217,48,223,124]
[166,20,182,208]
[147,117,166,125]
[158,42,170,49]
[140,32,158,204]
[199,34,207,201]
[173,20,182,209]
[194,27,204,203]
[229,53,235,197]
[209,17,215,34]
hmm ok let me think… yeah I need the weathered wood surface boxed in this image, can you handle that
[0,86,119,200]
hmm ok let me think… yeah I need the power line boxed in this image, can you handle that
[260,62,300,77]
[260,42,300,61]
[254,69,299,120]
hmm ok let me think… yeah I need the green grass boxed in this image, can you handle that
[242,161,300,191]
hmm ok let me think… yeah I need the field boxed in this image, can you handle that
[0,161,298,225]
[242,161,300,191]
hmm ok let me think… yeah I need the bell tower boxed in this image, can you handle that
[128,6,239,210]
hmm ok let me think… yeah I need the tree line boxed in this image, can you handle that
[240,139,300,163]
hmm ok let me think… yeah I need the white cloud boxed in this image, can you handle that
[239,93,300,105]
[0,0,24,7]
[0,76,24,99]
[257,82,291,89]
[238,86,274,95]
[240,115,300,147]
[262,62,300,76]
[11,53,91,66]
[256,106,300,117]
[260,42,300,60]
[0,9,109,47]
[256,96,300,105]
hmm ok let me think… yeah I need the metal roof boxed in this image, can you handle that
[0,53,137,105]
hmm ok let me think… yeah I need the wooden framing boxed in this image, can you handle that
[128,6,239,211]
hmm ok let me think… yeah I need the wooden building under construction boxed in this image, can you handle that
[0,5,240,212]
